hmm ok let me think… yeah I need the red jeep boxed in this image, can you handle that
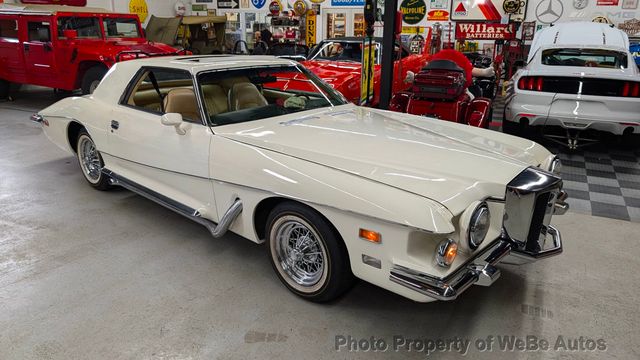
[0,4,181,97]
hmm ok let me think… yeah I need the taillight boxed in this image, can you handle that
[621,81,640,97]
[518,76,545,92]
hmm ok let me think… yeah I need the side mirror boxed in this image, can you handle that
[63,29,78,40]
[161,113,189,135]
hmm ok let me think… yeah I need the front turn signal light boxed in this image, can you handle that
[436,239,458,267]
[359,228,381,243]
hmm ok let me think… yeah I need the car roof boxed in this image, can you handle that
[116,55,296,74]
[528,22,630,62]
[0,3,112,15]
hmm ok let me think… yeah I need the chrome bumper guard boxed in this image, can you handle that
[389,226,563,301]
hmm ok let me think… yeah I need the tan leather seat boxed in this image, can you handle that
[163,88,201,121]
[201,84,228,115]
[228,83,268,111]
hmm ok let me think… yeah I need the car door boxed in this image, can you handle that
[0,16,27,84]
[23,18,59,87]
[106,67,217,219]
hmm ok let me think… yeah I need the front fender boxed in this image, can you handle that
[210,136,456,239]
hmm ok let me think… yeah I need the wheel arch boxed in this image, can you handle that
[253,196,350,256]
[67,121,85,153]
[75,61,109,89]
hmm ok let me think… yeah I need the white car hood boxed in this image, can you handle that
[215,105,550,214]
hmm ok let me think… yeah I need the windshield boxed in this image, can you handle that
[103,18,141,38]
[542,48,628,69]
[57,17,101,39]
[308,40,381,63]
[197,65,348,127]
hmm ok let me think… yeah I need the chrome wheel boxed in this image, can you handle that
[78,135,102,184]
[270,215,329,293]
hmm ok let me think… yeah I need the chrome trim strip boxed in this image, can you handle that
[390,239,511,301]
[103,169,242,238]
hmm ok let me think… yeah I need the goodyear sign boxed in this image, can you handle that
[360,41,375,105]
[306,11,316,47]
[129,0,148,23]
[401,0,427,25]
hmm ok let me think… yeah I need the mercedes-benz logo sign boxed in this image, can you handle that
[536,0,564,24]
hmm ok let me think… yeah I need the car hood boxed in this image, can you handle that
[105,40,177,55]
[215,105,551,215]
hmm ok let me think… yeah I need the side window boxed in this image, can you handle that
[57,17,101,39]
[0,19,18,40]
[28,22,51,42]
[124,68,201,123]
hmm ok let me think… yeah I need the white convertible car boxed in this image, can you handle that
[34,55,568,303]
[504,22,640,149]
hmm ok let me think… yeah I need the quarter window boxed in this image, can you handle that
[124,68,201,123]
[0,19,18,39]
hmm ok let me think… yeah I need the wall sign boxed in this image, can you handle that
[293,0,308,15]
[451,0,527,22]
[269,0,282,15]
[596,0,618,5]
[622,0,639,9]
[129,0,148,23]
[455,22,516,39]
[573,0,589,9]
[252,0,267,8]
[618,18,640,35]
[592,15,612,23]
[306,10,316,46]
[427,9,449,20]
[535,0,563,24]
[331,0,364,5]
[218,0,240,8]
[401,0,427,24]
[430,0,449,9]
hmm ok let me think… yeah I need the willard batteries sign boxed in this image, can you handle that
[401,0,427,24]
[455,22,516,39]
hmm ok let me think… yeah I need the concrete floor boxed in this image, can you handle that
[1,88,639,360]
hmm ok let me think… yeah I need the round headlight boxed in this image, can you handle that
[468,202,490,250]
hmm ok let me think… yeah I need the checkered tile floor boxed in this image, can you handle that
[490,95,640,222]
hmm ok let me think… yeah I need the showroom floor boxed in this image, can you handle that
[1,87,639,359]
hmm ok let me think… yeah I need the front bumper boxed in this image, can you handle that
[389,226,562,301]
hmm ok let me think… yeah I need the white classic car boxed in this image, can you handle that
[504,22,640,149]
[34,55,568,303]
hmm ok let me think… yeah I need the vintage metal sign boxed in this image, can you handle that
[455,22,516,39]
[360,41,376,105]
[622,0,638,8]
[427,9,449,20]
[618,18,640,36]
[129,0,148,23]
[401,0,427,25]
[305,10,316,46]
[451,0,527,22]
[597,0,619,5]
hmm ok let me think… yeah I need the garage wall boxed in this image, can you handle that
[523,0,639,27]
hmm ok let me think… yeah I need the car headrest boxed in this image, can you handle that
[228,83,268,111]
[163,88,201,122]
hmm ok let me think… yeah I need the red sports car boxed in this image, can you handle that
[301,37,431,106]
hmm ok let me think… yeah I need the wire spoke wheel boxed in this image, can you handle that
[271,215,329,293]
[78,136,102,183]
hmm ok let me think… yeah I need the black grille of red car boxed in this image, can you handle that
[517,76,640,98]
